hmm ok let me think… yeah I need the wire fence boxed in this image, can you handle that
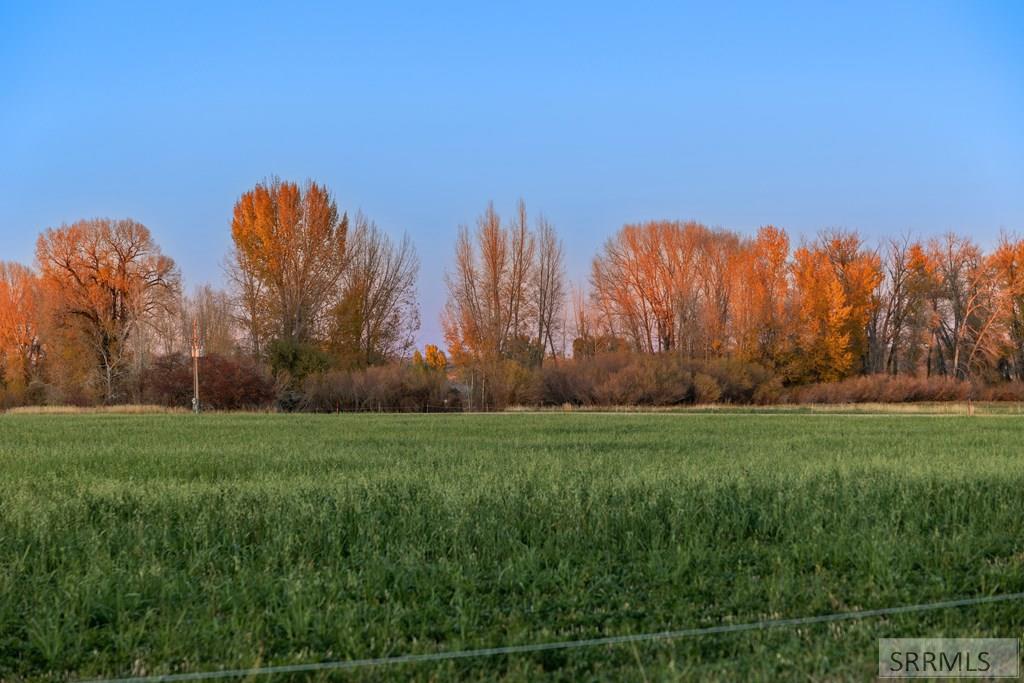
[81,591,1024,683]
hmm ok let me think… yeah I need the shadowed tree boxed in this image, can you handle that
[532,215,565,364]
[329,214,419,367]
[184,284,239,358]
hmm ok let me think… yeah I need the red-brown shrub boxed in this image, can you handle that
[142,353,274,410]
[787,375,972,404]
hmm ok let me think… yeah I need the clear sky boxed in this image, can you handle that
[2,1,1022,347]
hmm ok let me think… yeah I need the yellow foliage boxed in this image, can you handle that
[424,344,447,370]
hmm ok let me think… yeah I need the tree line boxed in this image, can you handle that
[2,176,1023,410]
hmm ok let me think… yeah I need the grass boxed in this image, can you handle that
[1,413,1023,681]
[515,401,1024,415]
[3,405,187,415]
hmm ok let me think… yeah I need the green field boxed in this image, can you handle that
[2,413,1023,681]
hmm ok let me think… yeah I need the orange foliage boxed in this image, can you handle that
[35,219,179,402]
[790,245,854,381]
[424,343,447,370]
[818,230,884,371]
[231,178,347,344]
[443,201,541,364]
[731,225,790,363]
[0,262,43,395]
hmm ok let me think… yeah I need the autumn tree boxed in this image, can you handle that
[36,219,180,403]
[689,227,741,359]
[817,230,884,373]
[991,235,1024,379]
[591,221,748,358]
[444,201,560,364]
[0,262,43,401]
[731,226,790,365]
[329,214,419,367]
[443,200,566,409]
[867,236,932,375]
[229,178,348,348]
[789,244,854,382]
[913,234,1004,378]
[591,222,688,353]
[143,289,185,359]
[532,215,565,364]
[505,202,536,359]
[413,343,447,371]
[570,282,628,357]
[424,343,447,370]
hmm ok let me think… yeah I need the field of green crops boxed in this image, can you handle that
[2,413,1023,681]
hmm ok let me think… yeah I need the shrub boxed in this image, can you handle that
[540,353,776,407]
[787,375,972,404]
[692,373,722,404]
[301,363,459,412]
[143,353,274,410]
[974,382,1024,402]
[751,377,784,404]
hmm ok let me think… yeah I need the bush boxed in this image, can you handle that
[539,353,777,407]
[301,363,460,412]
[692,373,721,404]
[752,377,784,405]
[787,375,972,404]
[539,361,1024,407]
[143,353,274,410]
[972,382,1024,402]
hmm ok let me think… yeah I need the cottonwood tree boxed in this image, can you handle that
[424,343,447,370]
[817,230,884,374]
[532,215,565,364]
[229,178,348,347]
[0,262,44,398]
[444,201,551,363]
[730,226,790,365]
[991,235,1024,379]
[226,247,273,360]
[789,244,853,382]
[591,221,749,357]
[867,236,931,375]
[690,227,741,359]
[36,219,180,403]
[589,223,885,380]
[329,214,419,367]
[591,222,681,353]
[443,201,565,409]
[912,234,1004,378]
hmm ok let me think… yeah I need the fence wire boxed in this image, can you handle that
[81,590,1024,682]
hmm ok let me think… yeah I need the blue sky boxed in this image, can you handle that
[1,1,1022,346]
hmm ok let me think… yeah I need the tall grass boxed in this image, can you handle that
[3,404,187,415]
[1,414,1023,681]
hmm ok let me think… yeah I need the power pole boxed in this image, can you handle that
[191,319,201,413]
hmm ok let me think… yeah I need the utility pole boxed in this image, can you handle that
[191,319,201,413]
